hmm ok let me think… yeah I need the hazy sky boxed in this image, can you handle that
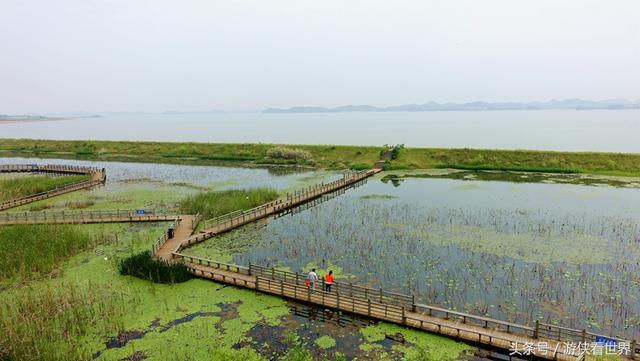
[1,0,638,114]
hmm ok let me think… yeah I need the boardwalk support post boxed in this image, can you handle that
[534,320,539,339]
[581,329,586,343]
[411,294,416,312]
[248,262,252,276]
[631,340,636,360]
[402,307,406,325]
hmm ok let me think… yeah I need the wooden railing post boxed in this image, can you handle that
[402,307,406,325]
[534,320,539,339]
[411,294,416,312]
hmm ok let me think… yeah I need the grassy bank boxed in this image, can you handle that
[1,138,639,176]
[179,188,279,219]
[0,174,89,202]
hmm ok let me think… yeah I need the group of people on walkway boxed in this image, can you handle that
[305,268,334,291]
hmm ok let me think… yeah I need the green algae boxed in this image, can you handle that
[314,335,336,349]
[360,194,398,200]
[360,322,472,361]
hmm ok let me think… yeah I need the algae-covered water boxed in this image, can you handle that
[190,172,640,339]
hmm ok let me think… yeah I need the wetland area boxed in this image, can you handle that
[1,156,639,361]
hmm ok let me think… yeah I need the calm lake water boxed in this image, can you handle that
[1,110,639,152]
[190,174,640,339]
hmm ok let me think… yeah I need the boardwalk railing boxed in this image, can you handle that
[0,164,103,175]
[173,253,639,360]
[152,218,183,254]
[0,209,178,224]
[198,171,373,232]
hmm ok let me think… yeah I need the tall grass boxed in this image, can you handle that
[0,174,89,202]
[118,251,192,283]
[179,188,279,219]
[0,225,109,281]
[0,282,131,361]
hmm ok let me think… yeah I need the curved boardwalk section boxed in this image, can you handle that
[0,164,106,211]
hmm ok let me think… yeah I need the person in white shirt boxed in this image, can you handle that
[307,268,318,289]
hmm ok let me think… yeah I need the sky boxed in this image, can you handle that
[1,0,639,114]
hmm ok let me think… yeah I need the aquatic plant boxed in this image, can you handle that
[118,251,193,283]
[179,188,279,219]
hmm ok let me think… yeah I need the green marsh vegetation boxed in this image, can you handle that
[4,138,639,176]
[118,251,193,283]
[0,174,89,202]
[0,282,132,361]
[179,188,279,219]
[0,224,111,282]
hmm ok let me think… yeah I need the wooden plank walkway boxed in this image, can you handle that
[154,215,197,260]
[173,254,637,361]
[0,209,181,225]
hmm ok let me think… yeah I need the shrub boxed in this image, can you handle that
[265,146,314,164]
[391,144,405,160]
[118,251,193,283]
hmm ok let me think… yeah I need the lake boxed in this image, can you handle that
[1,110,639,152]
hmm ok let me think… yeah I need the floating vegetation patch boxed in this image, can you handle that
[383,170,640,188]
[359,194,398,200]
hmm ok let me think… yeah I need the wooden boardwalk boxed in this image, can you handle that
[0,164,106,211]
[155,170,378,257]
[0,209,181,225]
[172,254,637,361]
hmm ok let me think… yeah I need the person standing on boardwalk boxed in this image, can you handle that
[307,268,318,289]
[324,270,334,292]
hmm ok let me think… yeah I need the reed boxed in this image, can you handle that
[0,174,89,202]
[0,281,131,361]
[0,225,109,281]
[179,188,279,219]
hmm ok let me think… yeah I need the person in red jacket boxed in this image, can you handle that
[324,270,334,292]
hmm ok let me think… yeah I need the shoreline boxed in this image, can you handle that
[0,138,638,177]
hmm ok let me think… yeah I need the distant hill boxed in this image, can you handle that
[263,99,640,113]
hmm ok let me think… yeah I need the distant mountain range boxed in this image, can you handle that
[263,99,640,113]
